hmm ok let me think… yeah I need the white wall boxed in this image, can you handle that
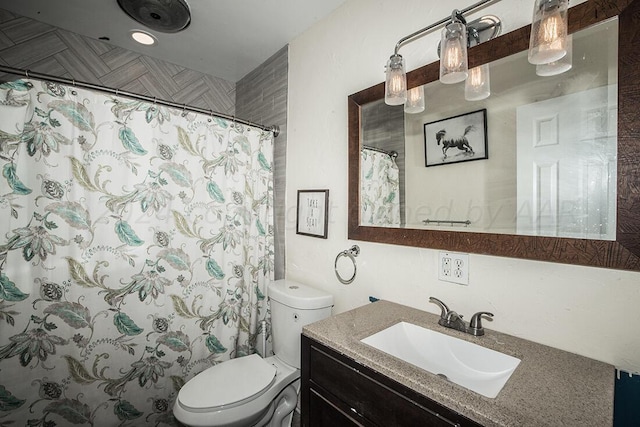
[286,0,640,373]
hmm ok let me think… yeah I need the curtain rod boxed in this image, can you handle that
[362,145,398,159]
[0,65,280,137]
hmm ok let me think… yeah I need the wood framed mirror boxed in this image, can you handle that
[348,0,640,271]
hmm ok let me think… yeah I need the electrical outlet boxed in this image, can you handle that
[441,256,451,277]
[438,252,469,285]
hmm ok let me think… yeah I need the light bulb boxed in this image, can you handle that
[528,0,568,64]
[405,86,425,114]
[385,54,407,105]
[541,14,562,44]
[465,64,490,101]
[444,41,464,70]
[440,21,468,84]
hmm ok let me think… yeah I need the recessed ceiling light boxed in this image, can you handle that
[131,31,156,45]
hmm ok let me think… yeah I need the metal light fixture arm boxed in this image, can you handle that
[392,0,495,56]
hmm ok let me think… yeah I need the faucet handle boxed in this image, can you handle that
[468,311,494,336]
[446,310,462,321]
[429,297,450,319]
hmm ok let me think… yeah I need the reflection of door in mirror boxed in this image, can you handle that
[516,85,617,240]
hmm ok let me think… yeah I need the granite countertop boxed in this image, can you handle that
[302,300,614,427]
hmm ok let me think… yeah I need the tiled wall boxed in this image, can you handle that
[236,46,288,280]
[0,8,235,114]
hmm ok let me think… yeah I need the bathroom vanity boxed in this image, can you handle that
[300,301,614,426]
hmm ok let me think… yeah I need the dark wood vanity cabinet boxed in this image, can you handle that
[301,335,483,427]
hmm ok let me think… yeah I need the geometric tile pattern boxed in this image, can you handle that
[0,8,235,115]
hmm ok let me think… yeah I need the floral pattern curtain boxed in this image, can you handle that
[0,79,274,426]
[360,148,400,226]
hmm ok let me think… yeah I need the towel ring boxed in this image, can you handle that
[335,245,360,285]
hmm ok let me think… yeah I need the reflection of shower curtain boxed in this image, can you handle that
[360,148,400,226]
[0,79,273,425]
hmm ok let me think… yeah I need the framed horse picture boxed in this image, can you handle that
[423,109,488,167]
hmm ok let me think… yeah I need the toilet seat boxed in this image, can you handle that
[178,354,277,411]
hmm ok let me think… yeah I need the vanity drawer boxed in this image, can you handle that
[302,335,482,427]
[308,388,372,427]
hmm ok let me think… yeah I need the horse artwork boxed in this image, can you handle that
[423,109,488,167]
[436,125,476,159]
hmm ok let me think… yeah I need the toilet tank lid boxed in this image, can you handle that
[268,279,333,309]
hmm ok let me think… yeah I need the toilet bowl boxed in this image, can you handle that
[173,279,333,427]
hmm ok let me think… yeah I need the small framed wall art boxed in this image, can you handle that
[423,108,488,167]
[296,189,329,238]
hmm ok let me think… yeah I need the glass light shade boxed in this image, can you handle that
[536,34,572,76]
[528,0,568,64]
[465,64,491,101]
[404,86,425,114]
[440,21,468,84]
[385,54,407,106]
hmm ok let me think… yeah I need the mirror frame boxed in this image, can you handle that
[348,0,640,271]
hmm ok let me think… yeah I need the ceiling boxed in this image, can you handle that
[0,0,347,82]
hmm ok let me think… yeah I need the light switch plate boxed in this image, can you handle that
[438,252,469,285]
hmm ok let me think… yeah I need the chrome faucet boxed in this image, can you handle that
[429,297,493,336]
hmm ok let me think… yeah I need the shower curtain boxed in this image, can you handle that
[360,148,400,226]
[0,79,274,425]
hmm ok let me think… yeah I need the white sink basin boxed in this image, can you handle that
[361,322,520,398]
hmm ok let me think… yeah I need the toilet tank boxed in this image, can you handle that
[268,279,333,369]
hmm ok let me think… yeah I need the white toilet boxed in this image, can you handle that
[173,279,333,427]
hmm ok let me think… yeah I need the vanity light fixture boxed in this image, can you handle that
[440,12,469,84]
[405,86,425,114]
[383,0,570,107]
[528,0,569,64]
[131,30,157,45]
[385,54,407,105]
[383,0,501,106]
